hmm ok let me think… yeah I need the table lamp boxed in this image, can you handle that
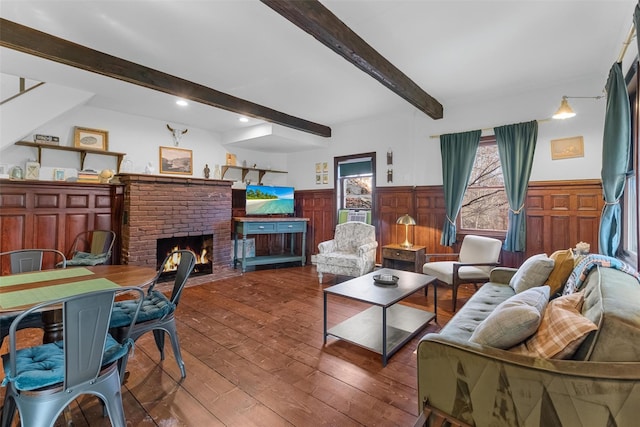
[396,214,416,248]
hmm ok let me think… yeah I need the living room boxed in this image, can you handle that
[1,1,639,426]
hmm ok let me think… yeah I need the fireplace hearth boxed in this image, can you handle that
[157,235,213,277]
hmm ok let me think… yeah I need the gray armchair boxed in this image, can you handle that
[316,221,378,283]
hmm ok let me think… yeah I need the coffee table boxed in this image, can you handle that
[323,268,437,366]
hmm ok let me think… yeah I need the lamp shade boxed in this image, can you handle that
[396,214,416,225]
[552,96,576,120]
[396,214,416,248]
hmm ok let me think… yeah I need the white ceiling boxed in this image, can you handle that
[1,1,637,152]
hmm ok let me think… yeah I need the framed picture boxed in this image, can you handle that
[159,146,193,175]
[551,136,584,160]
[74,127,109,151]
[53,168,66,181]
[25,161,40,180]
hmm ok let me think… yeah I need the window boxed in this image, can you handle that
[460,137,509,233]
[335,154,375,224]
[622,61,639,268]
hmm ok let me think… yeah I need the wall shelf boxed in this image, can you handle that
[15,141,126,171]
[221,165,286,184]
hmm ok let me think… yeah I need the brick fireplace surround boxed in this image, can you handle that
[118,174,233,276]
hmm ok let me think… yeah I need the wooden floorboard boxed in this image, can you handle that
[0,265,476,426]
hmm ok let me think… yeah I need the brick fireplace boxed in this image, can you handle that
[118,174,232,274]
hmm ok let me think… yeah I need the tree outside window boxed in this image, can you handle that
[460,139,508,233]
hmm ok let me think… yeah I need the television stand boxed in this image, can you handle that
[233,217,309,272]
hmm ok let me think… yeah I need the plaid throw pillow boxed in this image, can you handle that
[511,291,597,359]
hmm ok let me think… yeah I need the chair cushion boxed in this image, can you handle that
[509,254,555,293]
[511,291,597,359]
[469,285,549,349]
[64,251,109,266]
[110,290,175,328]
[422,261,489,284]
[2,334,129,391]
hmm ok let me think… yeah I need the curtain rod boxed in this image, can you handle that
[617,22,636,63]
[428,118,550,139]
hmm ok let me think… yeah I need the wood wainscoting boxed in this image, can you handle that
[0,180,123,273]
[295,179,603,269]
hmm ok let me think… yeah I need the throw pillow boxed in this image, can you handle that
[545,249,575,295]
[509,254,555,293]
[511,291,597,359]
[469,285,550,349]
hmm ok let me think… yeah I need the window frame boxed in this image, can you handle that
[458,135,508,240]
[621,60,639,269]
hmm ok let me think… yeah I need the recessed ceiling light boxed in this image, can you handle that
[176,99,188,107]
[238,116,249,123]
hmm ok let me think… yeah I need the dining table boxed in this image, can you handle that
[0,264,158,342]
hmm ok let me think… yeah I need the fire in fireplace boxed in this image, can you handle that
[156,235,213,277]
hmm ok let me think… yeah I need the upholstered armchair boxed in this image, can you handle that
[422,235,502,312]
[316,222,378,283]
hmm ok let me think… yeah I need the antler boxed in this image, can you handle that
[166,124,174,132]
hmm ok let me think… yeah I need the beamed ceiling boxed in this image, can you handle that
[0,1,637,152]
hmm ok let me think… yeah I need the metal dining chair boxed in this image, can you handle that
[64,230,116,266]
[109,250,196,378]
[1,286,144,427]
[0,248,67,274]
[0,249,67,345]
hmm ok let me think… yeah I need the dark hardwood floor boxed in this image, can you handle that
[0,265,476,426]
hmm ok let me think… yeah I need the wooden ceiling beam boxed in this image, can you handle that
[260,0,443,120]
[0,18,332,138]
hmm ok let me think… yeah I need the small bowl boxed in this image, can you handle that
[373,274,399,285]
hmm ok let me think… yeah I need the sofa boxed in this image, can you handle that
[415,258,640,427]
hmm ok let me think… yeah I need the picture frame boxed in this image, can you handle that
[551,136,584,160]
[53,168,66,181]
[25,161,40,180]
[74,127,109,151]
[159,146,193,175]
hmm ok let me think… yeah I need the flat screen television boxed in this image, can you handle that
[245,185,295,215]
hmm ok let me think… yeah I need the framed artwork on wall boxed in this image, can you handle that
[551,136,584,160]
[159,146,193,175]
[74,127,109,151]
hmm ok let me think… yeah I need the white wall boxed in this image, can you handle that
[0,105,288,185]
[0,73,608,188]
[286,73,608,190]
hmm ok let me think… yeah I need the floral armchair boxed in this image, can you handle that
[316,222,378,283]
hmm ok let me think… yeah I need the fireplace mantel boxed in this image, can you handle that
[117,173,233,188]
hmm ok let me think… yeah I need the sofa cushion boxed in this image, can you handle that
[469,285,549,349]
[512,291,597,359]
[438,282,515,342]
[509,254,555,293]
[545,249,575,295]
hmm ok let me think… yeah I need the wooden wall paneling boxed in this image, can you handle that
[414,186,451,254]
[296,189,334,259]
[0,181,121,267]
[525,180,603,258]
[375,187,414,261]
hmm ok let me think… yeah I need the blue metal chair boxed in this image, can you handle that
[110,250,196,378]
[64,230,116,266]
[1,286,143,427]
[0,249,67,345]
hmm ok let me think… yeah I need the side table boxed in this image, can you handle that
[382,244,426,273]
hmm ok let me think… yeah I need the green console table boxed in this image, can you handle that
[233,217,309,272]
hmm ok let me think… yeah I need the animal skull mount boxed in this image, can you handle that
[166,124,188,146]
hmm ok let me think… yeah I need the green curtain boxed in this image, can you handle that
[439,130,481,246]
[495,121,538,252]
[599,62,631,256]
